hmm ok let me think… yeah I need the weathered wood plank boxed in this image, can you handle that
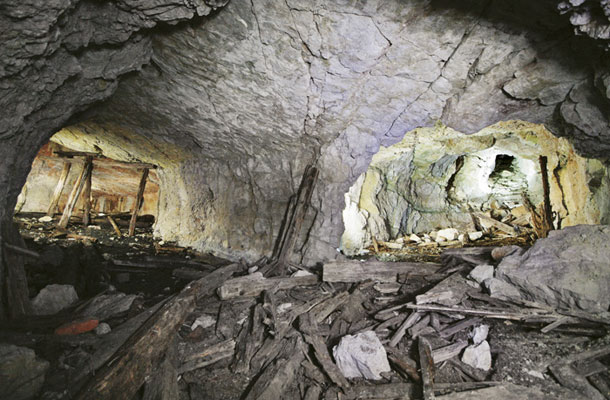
[74,263,241,400]
[128,168,149,236]
[46,161,71,216]
[323,261,441,283]
[58,157,93,229]
[218,273,319,300]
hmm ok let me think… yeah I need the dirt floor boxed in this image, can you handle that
[1,213,608,400]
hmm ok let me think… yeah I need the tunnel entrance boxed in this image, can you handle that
[341,121,610,256]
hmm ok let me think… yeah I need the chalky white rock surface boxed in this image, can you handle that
[332,331,391,380]
[462,340,492,371]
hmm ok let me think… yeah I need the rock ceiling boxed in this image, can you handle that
[1,0,610,261]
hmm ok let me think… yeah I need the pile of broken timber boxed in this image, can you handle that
[64,245,609,399]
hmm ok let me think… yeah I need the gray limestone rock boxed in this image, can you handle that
[0,344,49,400]
[94,322,112,335]
[483,278,523,302]
[31,284,78,315]
[468,265,495,285]
[332,331,391,380]
[496,225,610,312]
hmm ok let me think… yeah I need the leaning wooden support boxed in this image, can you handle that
[538,156,555,237]
[58,157,93,229]
[0,220,32,320]
[74,263,241,400]
[275,165,319,275]
[83,159,93,226]
[46,161,71,216]
[107,215,122,237]
[418,336,436,400]
[128,168,149,236]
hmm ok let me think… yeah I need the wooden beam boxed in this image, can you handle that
[323,260,441,283]
[83,158,93,226]
[46,161,71,216]
[128,168,149,237]
[0,221,32,320]
[54,151,157,169]
[74,262,242,400]
[58,157,93,229]
[276,165,319,275]
[107,216,122,237]
[539,156,555,237]
[418,336,436,400]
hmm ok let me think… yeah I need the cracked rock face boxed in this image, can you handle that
[1,0,610,263]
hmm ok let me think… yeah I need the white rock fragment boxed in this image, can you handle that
[277,303,292,314]
[38,216,53,223]
[468,264,494,284]
[437,228,459,241]
[526,369,545,380]
[461,340,492,371]
[471,324,489,345]
[468,231,483,241]
[409,234,422,243]
[190,314,216,331]
[31,284,79,315]
[332,331,391,380]
[95,323,112,335]
[292,269,314,277]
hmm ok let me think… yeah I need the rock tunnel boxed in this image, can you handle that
[1,0,610,399]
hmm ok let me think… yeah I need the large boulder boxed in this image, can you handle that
[496,225,610,312]
[0,344,49,400]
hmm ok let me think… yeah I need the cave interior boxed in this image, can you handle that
[1,0,610,399]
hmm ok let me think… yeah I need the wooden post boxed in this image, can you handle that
[107,216,122,237]
[46,161,71,217]
[0,220,32,320]
[275,165,319,275]
[83,159,93,226]
[58,157,93,229]
[129,168,149,237]
[539,156,554,236]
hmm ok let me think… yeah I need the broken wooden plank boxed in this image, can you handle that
[473,212,516,235]
[46,161,71,216]
[418,336,436,400]
[276,165,319,275]
[431,341,468,364]
[107,215,122,237]
[385,347,420,382]
[323,261,441,283]
[439,317,482,339]
[549,363,605,400]
[3,243,39,259]
[218,272,319,300]
[58,157,93,229]
[344,383,416,399]
[232,303,266,374]
[0,221,32,320]
[142,336,179,400]
[539,156,555,237]
[55,151,157,169]
[179,339,236,374]
[74,262,241,400]
[83,156,93,226]
[541,315,572,333]
[172,267,207,281]
[128,168,149,236]
[405,303,556,322]
[299,313,350,389]
[388,311,421,347]
[433,381,501,396]
[243,337,305,400]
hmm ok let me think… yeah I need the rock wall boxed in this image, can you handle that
[2,0,610,264]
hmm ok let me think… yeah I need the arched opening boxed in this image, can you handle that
[341,121,609,256]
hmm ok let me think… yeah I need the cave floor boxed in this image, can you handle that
[1,215,608,400]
